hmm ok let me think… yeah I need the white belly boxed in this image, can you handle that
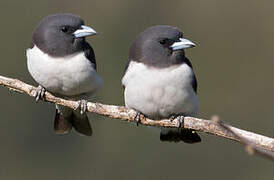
[122,61,198,119]
[27,46,103,96]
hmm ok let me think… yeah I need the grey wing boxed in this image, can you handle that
[83,42,97,70]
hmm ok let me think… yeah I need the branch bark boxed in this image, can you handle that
[1,75,274,160]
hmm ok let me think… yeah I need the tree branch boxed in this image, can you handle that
[1,75,274,160]
[213,116,274,160]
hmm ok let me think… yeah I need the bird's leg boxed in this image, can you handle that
[34,85,46,101]
[77,99,87,114]
[134,111,141,126]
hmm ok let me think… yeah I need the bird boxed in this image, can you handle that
[122,25,201,143]
[26,13,103,136]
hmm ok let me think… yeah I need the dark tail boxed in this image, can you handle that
[54,106,92,136]
[160,128,201,143]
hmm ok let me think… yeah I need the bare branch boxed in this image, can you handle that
[213,116,274,160]
[1,75,274,159]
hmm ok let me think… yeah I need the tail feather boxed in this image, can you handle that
[72,112,92,136]
[160,128,201,143]
[54,105,92,136]
[54,109,72,134]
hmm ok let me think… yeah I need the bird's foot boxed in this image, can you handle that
[78,99,88,114]
[176,116,185,129]
[169,115,185,129]
[34,85,46,102]
[134,111,141,126]
[169,115,176,122]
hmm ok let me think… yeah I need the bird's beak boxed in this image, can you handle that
[73,25,97,38]
[170,38,196,51]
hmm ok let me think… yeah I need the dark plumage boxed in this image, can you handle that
[32,14,85,56]
[129,26,187,68]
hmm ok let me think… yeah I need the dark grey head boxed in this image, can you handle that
[129,25,195,68]
[32,13,97,57]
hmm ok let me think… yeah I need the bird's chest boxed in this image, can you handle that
[27,46,101,96]
[123,62,198,119]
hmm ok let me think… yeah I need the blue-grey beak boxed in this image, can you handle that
[73,25,97,38]
[170,38,196,51]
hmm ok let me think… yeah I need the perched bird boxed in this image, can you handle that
[27,13,103,136]
[122,25,201,143]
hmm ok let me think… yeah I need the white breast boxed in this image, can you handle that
[27,45,103,96]
[122,61,198,119]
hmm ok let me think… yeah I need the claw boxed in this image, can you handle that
[134,112,141,126]
[169,115,176,122]
[176,116,185,128]
[78,100,87,114]
[34,85,45,102]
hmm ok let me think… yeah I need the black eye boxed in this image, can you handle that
[61,26,68,33]
[159,39,167,45]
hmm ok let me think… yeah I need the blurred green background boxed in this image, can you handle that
[0,0,274,179]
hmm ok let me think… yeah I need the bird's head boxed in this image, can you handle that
[129,25,195,68]
[32,13,97,57]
